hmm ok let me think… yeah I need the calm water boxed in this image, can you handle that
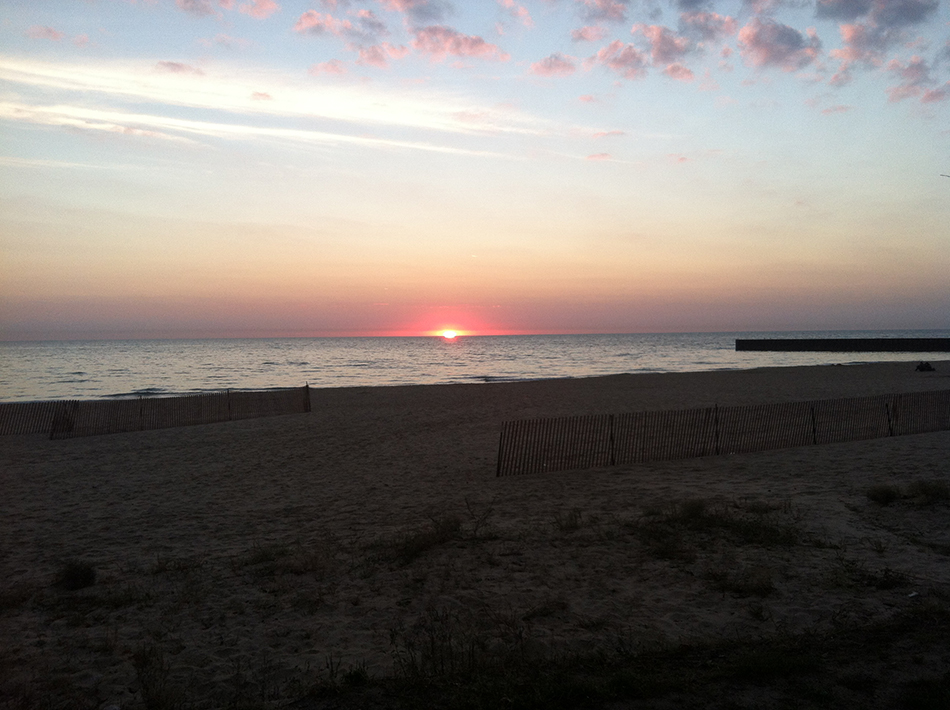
[1,331,948,402]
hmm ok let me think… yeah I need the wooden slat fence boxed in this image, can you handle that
[497,389,950,476]
[0,385,311,439]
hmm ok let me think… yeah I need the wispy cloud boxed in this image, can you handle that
[586,40,648,79]
[0,100,515,157]
[240,0,279,19]
[498,0,533,28]
[571,25,607,42]
[529,53,576,76]
[411,26,511,61]
[26,26,65,41]
[0,56,557,137]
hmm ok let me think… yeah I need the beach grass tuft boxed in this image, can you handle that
[867,483,903,505]
[906,480,950,505]
[631,497,798,563]
[707,565,776,597]
[380,515,463,566]
[54,559,97,591]
[867,479,949,507]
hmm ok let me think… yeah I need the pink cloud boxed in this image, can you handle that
[738,18,821,71]
[378,0,448,23]
[922,83,950,103]
[579,94,598,102]
[586,152,611,160]
[679,12,737,42]
[571,25,606,42]
[309,59,348,75]
[73,34,90,47]
[821,104,853,113]
[357,42,409,67]
[498,0,533,28]
[587,40,648,79]
[886,55,933,101]
[199,33,252,50]
[829,65,853,86]
[379,0,420,10]
[632,24,691,64]
[354,9,389,38]
[579,0,628,24]
[26,26,65,41]
[175,0,219,17]
[155,61,205,75]
[411,26,510,61]
[593,130,624,137]
[294,11,352,36]
[250,91,273,100]
[664,63,694,81]
[829,23,886,65]
[529,53,576,76]
[240,0,279,19]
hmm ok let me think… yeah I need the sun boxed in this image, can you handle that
[441,330,458,339]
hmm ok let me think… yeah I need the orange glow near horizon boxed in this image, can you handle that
[441,330,458,339]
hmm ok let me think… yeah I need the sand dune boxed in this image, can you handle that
[1,361,949,708]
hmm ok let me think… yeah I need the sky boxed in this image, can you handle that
[1,0,948,340]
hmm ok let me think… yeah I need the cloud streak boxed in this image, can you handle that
[0,101,515,157]
[0,56,559,138]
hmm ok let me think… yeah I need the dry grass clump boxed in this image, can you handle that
[906,480,950,505]
[53,559,96,591]
[706,565,776,598]
[867,484,902,506]
[631,498,798,561]
[378,515,463,566]
[867,480,950,507]
[828,556,909,591]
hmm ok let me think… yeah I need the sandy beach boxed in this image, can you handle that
[2,360,950,708]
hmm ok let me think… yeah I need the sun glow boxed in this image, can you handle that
[441,330,458,339]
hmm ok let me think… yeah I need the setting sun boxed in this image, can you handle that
[441,330,458,339]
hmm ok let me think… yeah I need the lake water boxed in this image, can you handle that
[1,330,947,402]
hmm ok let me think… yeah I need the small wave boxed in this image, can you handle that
[106,387,169,399]
[462,374,552,383]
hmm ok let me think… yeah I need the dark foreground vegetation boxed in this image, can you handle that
[289,603,950,710]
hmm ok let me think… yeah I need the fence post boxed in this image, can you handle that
[608,414,616,466]
[714,404,720,456]
[884,400,894,436]
[810,406,818,445]
[304,382,311,413]
[496,426,506,477]
[227,389,232,421]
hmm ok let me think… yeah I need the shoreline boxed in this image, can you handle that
[2,360,949,707]
[4,357,950,405]
[4,332,949,403]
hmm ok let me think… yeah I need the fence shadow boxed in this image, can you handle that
[0,386,311,439]
[496,390,950,476]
